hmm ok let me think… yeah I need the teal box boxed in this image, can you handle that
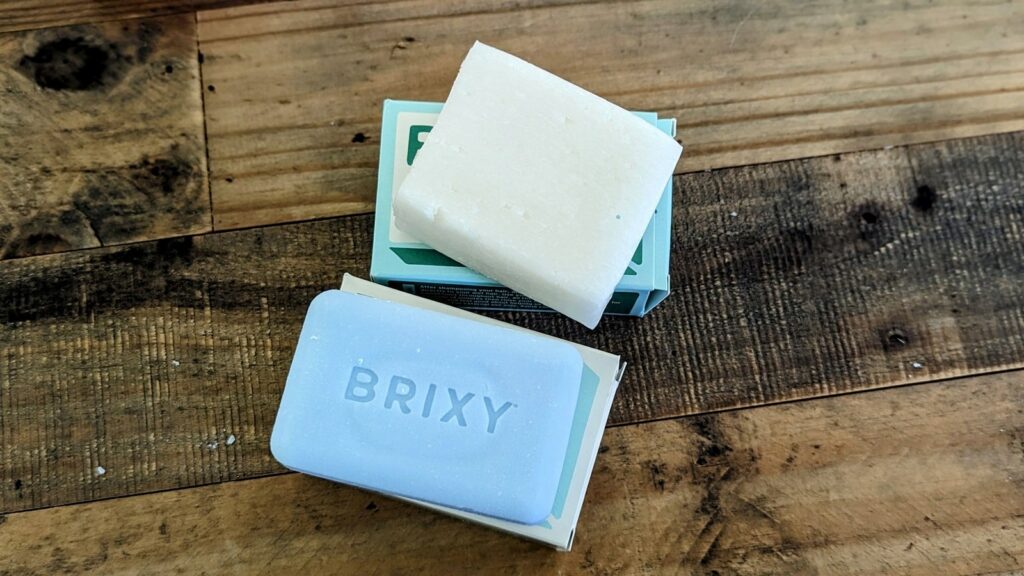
[370,99,677,317]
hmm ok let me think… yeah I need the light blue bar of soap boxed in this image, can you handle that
[271,290,583,525]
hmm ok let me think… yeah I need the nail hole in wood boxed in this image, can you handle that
[887,328,909,347]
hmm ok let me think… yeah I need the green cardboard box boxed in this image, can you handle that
[370,99,677,317]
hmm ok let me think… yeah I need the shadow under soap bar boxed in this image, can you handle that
[271,290,583,525]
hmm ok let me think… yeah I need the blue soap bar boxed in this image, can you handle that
[271,290,583,525]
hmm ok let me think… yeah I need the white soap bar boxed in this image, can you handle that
[393,42,682,328]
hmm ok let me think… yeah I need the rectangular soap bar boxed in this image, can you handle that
[271,290,584,525]
[393,42,682,329]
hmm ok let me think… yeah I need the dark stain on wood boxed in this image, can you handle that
[46,546,72,574]
[694,466,730,521]
[0,14,210,262]
[681,415,820,572]
[1,147,204,259]
[0,236,252,326]
[17,36,123,91]
[858,204,880,225]
[777,226,814,272]
[1008,427,1024,460]
[647,461,668,492]
[690,416,733,468]
[15,21,162,92]
[782,443,800,470]
[686,416,741,526]
[678,414,812,572]
[2,227,75,258]
[911,184,937,212]
[132,21,161,64]
[881,327,911,352]
[71,149,204,245]
[854,201,884,242]
[9,238,144,321]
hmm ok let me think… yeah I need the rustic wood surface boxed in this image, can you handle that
[2,369,1021,575]
[0,14,210,260]
[198,0,1024,229]
[0,0,273,34]
[2,1,1024,573]
[2,130,1022,517]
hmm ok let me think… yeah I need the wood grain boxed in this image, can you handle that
[197,0,1024,229]
[0,15,210,260]
[2,131,1023,514]
[0,1,273,34]
[2,369,1022,575]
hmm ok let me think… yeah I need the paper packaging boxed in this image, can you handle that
[370,99,678,318]
[340,274,623,550]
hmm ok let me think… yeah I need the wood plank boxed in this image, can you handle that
[197,0,1024,229]
[1,370,1022,575]
[2,131,1023,514]
[0,15,210,260]
[0,1,272,34]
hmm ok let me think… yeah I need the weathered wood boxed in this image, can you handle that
[0,1,272,34]
[2,131,1023,514]
[1,370,1022,575]
[197,0,1024,229]
[0,15,210,260]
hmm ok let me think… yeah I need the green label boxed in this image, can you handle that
[606,291,640,314]
[407,125,432,165]
[391,247,462,267]
[394,244,642,276]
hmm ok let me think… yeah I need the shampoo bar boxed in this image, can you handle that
[393,42,682,328]
[271,290,583,525]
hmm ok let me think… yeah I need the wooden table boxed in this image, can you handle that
[2,1,1023,573]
